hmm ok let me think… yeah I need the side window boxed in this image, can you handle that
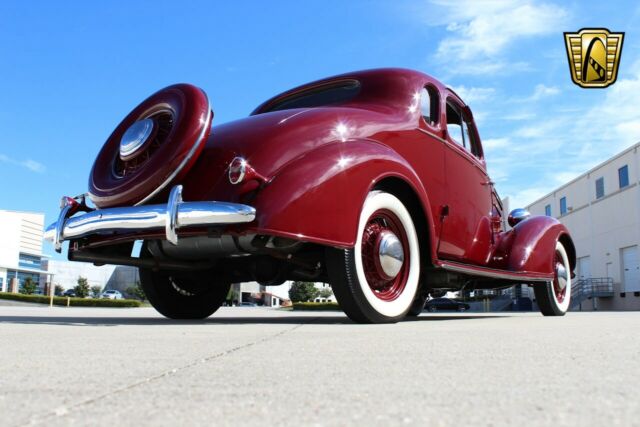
[446,102,464,146]
[462,113,482,158]
[446,100,482,159]
[421,86,439,126]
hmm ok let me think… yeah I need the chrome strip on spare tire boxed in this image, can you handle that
[134,92,212,206]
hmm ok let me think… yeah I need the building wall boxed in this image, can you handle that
[527,143,640,310]
[0,210,47,293]
[42,259,138,292]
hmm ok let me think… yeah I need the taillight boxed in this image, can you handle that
[228,157,247,184]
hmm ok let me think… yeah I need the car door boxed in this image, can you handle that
[395,84,447,247]
[437,95,493,265]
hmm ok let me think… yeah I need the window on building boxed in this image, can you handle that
[421,86,439,126]
[619,165,629,188]
[544,204,551,216]
[560,197,567,215]
[18,253,42,270]
[595,177,604,199]
[6,270,41,293]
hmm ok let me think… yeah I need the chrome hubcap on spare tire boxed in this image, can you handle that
[378,231,404,279]
[120,118,155,161]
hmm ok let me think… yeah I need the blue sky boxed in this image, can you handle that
[1,0,639,260]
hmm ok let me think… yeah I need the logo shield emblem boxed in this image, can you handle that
[564,28,624,88]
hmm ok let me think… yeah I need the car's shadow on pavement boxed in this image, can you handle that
[0,314,507,327]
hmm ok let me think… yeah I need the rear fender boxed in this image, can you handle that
[251,139,436,255]
[494,216,576,277]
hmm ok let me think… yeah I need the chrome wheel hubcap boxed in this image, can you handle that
[378,231,404,279]
[555,261,568,291]
[120,118,155,161]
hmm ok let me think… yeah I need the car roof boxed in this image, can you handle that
[251,68,446,115]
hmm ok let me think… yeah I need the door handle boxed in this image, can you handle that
[482,180,494,186]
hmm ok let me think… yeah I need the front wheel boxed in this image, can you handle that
[534,241,572,316]
[326,191,421,323]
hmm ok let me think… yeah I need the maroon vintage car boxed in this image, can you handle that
[45,68,575,323]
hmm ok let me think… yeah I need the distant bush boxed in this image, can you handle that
[74,276,90,298]
[292,302,340,311]
[0,292,141,308]
[21,277,38,295]
[125,281,146,301]
[289,282,320,302]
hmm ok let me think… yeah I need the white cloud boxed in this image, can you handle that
[450,85,495,104]
[429,0,569,74]
[508,188,549,211]
[530,84,560,100]
[494,62,640,207]
[503,112,536,121]
[0,153,46,173]
[482,137,509,150]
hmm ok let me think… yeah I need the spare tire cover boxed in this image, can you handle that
[89,84,212,208]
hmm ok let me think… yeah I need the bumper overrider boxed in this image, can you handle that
[44,185,256,252]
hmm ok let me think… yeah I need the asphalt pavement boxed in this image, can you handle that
[1,306,638,427]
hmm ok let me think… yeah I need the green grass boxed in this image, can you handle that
[292,302,341,311]
[0,292,142,307]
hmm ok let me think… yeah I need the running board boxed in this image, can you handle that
[435,260,552,282]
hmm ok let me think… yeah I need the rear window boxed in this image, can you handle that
[262,80,360,113]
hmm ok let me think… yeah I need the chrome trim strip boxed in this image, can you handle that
[134,93,212,206]
[165,185,183,245]
[44,192,255,246]
[438,261,551,282]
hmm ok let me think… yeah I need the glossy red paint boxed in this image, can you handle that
[491,216,576,277]
[89,84,211,208]
[70,68,575,283]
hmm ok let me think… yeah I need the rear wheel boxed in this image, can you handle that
[140,268,230,319]
[139,246,229,319]
[407,292,427,316]
[534,241,572,316]
[326,191,421,323]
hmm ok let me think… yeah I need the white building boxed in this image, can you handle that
[233,281,335,306]
[0,210,52,293]
[42,260,138,292]
[526,142,640,310]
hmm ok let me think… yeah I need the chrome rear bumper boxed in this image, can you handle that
[44,185,256,251]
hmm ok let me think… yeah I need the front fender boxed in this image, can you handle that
[250,139,435,250]
[494,216,576,277]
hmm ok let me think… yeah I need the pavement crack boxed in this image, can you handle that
[22,320,314,426]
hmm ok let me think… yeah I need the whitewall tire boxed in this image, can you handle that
[326,191,421,323]
[534,241,572,316]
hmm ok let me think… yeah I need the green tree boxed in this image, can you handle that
[90,285,103,299]
[74,276,90,298]
[319,287,333,299]
[126,281,146,301]
[54,284,64,296]
[289,281,320,302]
[21,277,37,295]
[226,287,238,305]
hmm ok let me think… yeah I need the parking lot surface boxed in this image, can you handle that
[1,306,639,427]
